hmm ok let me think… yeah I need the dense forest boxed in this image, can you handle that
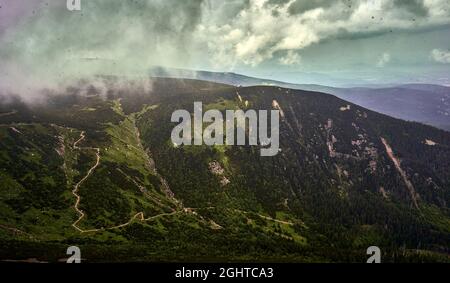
[0,78,449,262]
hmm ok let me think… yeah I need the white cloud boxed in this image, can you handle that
[377,52,391,67]
[196,0,450,68]
[431,49,450,64]
[1,0,450,94]
[424,0,450,18]
[279,50,301,65]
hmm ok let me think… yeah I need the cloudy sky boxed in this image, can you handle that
[0,0,449,93]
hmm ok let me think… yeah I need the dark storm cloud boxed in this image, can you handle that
[394,0,428,17]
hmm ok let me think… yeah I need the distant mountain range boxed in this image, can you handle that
[149,67,450,131]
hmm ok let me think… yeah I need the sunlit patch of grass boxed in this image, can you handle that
[204,98,240,112]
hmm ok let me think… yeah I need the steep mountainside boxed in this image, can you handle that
[150,68,450,131]
[0,78,449,262]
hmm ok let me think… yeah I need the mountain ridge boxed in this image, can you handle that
[148,67,450,131]
[0,77,449,262]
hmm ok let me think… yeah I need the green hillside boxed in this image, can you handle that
[0,78,449,262]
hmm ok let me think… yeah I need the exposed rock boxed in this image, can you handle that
[209,161,230,186]
[340,105,351,111]
[272,100,285,118]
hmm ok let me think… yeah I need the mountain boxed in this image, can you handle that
[0,77,449,262]
[149,66,320,89]
[149,68,450,131]
[330,86,450,132]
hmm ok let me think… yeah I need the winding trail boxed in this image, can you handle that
[71,131,101,232]
[71,131,181,233]
[234,209,295,225]
[106,211,180,230]
[0,110,17,117]
[190,207,295,226]
[256,214,294,225]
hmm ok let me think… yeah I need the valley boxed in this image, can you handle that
[0,77,449,262]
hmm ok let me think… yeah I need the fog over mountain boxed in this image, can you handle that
[0,0,450,98]
[1,1,450,264]
[1,77,450,262]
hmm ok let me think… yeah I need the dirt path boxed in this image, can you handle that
[0,110,17,117]
[103,211,180,231]
[255,214,294,225]
[236,209,294,225]
[71,131,101,232]
[191,207,295,226]
[71,131,181,233]
[70,103,187,233]
[381,137,419,209]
